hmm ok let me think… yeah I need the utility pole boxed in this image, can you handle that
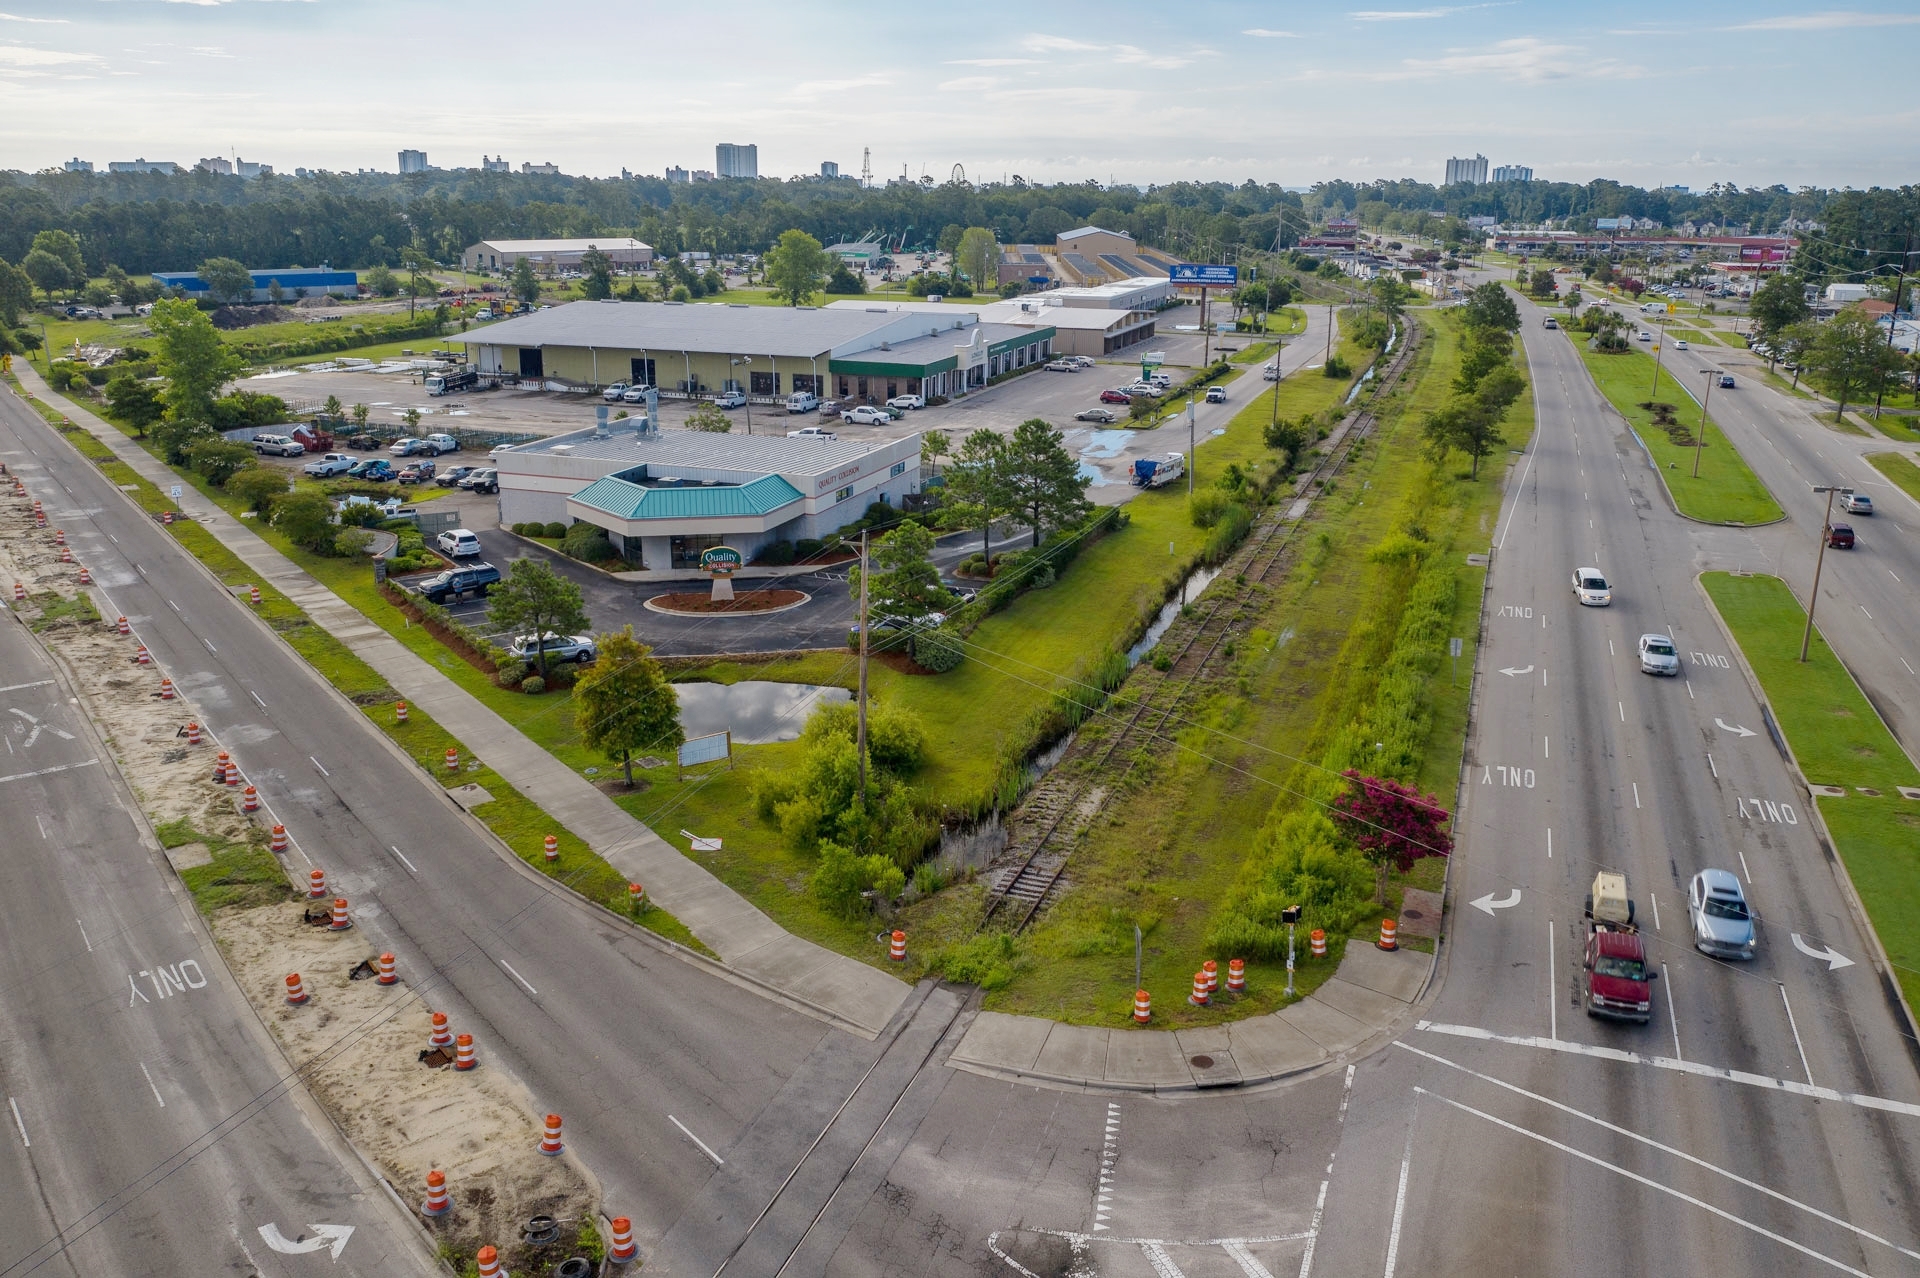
[1801,485,1850,662]
[1872,234,1914,419]
[856,530,870,804]
[1649,314,1669,400]
[1693,368,1719,479]
[1268,336,1288,432]
[1187,395,1196,498]
[1325,301,1334,364]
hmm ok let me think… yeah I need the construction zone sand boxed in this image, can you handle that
[0,485,602,1272]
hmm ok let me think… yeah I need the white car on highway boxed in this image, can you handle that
[1572,567,1612,607]
[1637,633,1679,676]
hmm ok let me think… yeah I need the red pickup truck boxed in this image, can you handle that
[1583,872,1656,1023]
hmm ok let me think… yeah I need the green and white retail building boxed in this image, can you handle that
[459,298,1056,406]
[492,426,922,570]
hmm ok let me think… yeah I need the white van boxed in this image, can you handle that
[786,391,819,414]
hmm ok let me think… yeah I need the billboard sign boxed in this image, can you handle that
[700,546,743,576]
[1168,263,1239,287]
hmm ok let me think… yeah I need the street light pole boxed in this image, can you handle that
[1692,368,1719,479]
[1801,485,1851,663]
[731,356,753,434]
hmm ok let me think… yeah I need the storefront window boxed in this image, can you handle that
[750,371,776,395]
[670,534,726,569]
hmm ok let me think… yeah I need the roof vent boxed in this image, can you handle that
[879,341,890,351]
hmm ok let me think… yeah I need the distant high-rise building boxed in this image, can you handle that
[1491,164,1532,183]
[521,160,560,176]
[666,166,689,184]
[108,158,179,175]
[62,157,92,173]
[820,160,840,179]
[481,155,511,173]
[196,156,234,176]
[1445,154,1489,185]
[715,143,758,179]
[691,170,715,182]
[398,149,427,173]
[235,157,271,178]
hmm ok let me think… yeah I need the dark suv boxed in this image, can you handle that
[417,561,501,604]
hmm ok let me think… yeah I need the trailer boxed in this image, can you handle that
[1582,871,1656,1022]
[1131,452,1186,488]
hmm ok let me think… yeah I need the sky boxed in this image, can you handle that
[1,1,1916,190]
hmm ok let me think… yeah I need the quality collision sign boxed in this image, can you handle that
[815,462,865,493]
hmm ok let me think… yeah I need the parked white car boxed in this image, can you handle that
[840,406,890,426]
[601,381,629,402]
[713,391,748,409]
[1045,359,1076,372]
[436,528,482,558]
[389,437,434,456]
[885,394,925,411]
[788,425,839,439]
[621,385,650,403]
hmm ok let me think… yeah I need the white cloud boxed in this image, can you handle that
[0,12,68,22]
[938,75,999,92]
[1241,28,1298,37]
[1351,3,1503,19]
[945,57,1042,66]
[0,43,98,66]
[1727,10,1920,29]
[1021,33,1214,69]
[1024,34,1104,52]
[1399,36,1635,82]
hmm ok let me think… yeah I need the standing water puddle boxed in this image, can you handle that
[1126,565,1223,666]
[673,681,850,744]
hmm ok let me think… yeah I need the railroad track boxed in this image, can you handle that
[982,324,1425,932]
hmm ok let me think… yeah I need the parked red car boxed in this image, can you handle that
[1099,389,1132,405]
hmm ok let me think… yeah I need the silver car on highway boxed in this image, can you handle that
[1637,633,1679,676]
[1688,869,1756,959]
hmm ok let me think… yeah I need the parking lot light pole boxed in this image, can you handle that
[1693,368,1720,479]
[1802,485,1851,663]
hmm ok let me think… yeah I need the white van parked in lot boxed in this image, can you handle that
[786,391,819,413]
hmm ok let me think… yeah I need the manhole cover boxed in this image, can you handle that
[1404,908,1425,920]
[418,1047,453,1068]
[1189,1055,1214,1069]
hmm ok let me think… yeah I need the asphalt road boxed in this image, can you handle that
[0,387,835,1257]
[0,589,432,1275]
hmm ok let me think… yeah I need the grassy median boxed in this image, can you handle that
[1867,452,1920,507]
[1700,571,1920,1012]
[1572,340,1784,525]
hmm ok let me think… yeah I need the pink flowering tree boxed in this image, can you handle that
[1329,769,1453,903]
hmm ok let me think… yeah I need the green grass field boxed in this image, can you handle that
[1700,571,1920,1011]
[1574,341,1784,524]
[1866,452,1920,507]
[1866,415,1920,444]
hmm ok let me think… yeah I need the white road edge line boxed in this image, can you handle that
[1632,782,1641,809]
[250,690,266,708]
[8,1097,27,1147]
[388,845,418,874]
[1649,893,1661,931]
[1418,1088,1872,1277]
[203,638,216,654]
[1381,1091,1421,1278]
[75,918,91,952]
[1494,426,1542,551]
[309,755,329,777]
[1414,1023,1920,1118]
[1396,1043,1920,1263]
[669,1114,725,1166]
[139,1062,165,1108]
[0,679,55,694]
[1780,984,1813,1085]
[1547,920,1557,1040]
[1707,752,1717,778]
[499,959,538,997]
[1663,963,1681,1061]
[1738,848,1753,883]
[0,759,98,786]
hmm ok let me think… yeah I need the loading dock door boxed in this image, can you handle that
[518,348,544,378]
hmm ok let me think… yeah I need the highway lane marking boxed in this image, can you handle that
[1296,1066,1355,1278]
[1545,827,1551,859]
[1892,570,1902,584]
[250,690,266,708]
[167,599,178,612]
[1632,782,1641,808]
[387,845,418,874]
[1094,1099,1120,1232]
[1904,658,1916,676]
[0,679,55,694]
[1542,736,1548,759]
[1861,605,1872,619]
[1381,1092,1422,1278]
[8,1097,27,1146]
[1649,893,1661,931]
[1414,1022,1920,1119]
[1707,752,1718,778]
[1494,423,1542,551]
[1617,700,1625,721]
[1546,921,1557,1041]
[1780,985,1814,1084]
[1608,638,1615,656]
[309,755,329,777]
[1397,1041,1920,1262]
[1662,964,1681,1060]
[139,1062,165,1108]
[669,1114,725,1166]
[107,533,116,544]
[1737,848,1752,882]
[498,959,538,996]
[75,919,90,951]
[202,638,216,654]
[136,564,145,576]
[1416,1087,1879,1277]
[0,759,98,786]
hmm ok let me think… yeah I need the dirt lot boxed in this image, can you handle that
[0,487,599,1271]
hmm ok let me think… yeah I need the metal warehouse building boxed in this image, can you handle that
[152,267,358,302]
[460,299,1055,406]
[492,424,921,569]
[460,238,655,272]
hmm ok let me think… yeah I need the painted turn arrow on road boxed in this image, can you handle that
[257,1223,354,1259]
[1715,718,1759,739]
[1498,666,1535,678]
[1470,890,1523,915]
[1791,933,1856,971]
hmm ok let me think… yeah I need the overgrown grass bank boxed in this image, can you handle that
[1700,571,1920,1012]
[1570,339,1783,525]
[1867,452,1920,508]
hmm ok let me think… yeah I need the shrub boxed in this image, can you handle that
[495,656,528,686]
[562,522,617,563]
[1029,562,1056,589]
[754,539,796,566]
[1323,354,1352,379]
[812,840,906,919]
[543,521,567,539]
[911,625,965,673]
[1189,488,1231,529]
[521,675,546,695]
[334,527,374,557]
[510,522,529,535]
[1200,503,1251,565]
[928,933,1020,990]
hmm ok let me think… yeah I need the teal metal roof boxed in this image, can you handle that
[570,472,803,521]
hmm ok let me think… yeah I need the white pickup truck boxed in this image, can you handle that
[303,452,356,477]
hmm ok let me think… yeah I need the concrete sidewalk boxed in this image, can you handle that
[947,944,1433,1091]
[11,366,913,1040]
